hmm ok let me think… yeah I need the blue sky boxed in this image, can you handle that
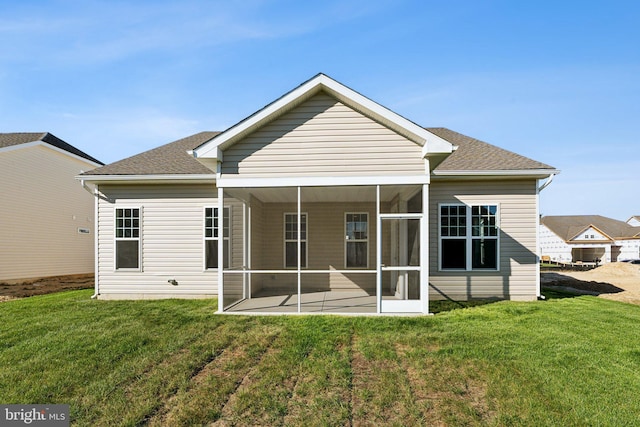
[1,0,638,220]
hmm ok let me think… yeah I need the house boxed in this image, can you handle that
[79,74,557,314]
[540,215,640,264]
[0,132,103,281]
[628,216,640,227]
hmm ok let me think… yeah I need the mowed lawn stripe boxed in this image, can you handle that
[350,329,422,426]
[148,321,282,426]
[282,319,353,427]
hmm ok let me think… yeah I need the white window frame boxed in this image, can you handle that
[438,203,500,272]
[284,212,308,269]
[345,212,369,269]
[114,206,142,271]
[204,206,231,270]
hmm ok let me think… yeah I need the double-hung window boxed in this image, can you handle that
[440,204,499,270]
[284,213,307,268]
[115,208,140,270]
[345,213,368,268]
[205,207,230,269]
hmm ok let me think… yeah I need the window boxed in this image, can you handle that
[115,208,140,269]
[346,213,368,268]
[205,207,230,269]
[440,204,498,270]
[284,213,307,268]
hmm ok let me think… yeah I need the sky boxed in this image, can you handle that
[1,0,638,221]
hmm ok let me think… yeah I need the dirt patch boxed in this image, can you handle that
[542,262,640,305]
[0,274,94,300]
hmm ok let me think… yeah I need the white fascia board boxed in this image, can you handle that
[217,174,429,188]
[0,140,103,168]
[421,132,455,156]
[193,74,454,159]
[193,76,326,159]
[432,169,560,179]
[75,174,216,184]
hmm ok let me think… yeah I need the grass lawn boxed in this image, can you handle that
[1,290,640,426]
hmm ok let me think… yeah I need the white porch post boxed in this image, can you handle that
[243,202,251,299]
[297,186,301,313]
[376,185,381,314]
[217,186,224,313]
[420,183,430,314]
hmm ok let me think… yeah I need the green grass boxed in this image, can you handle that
[1,290,640,426]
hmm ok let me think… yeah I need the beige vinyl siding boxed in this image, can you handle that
[96,184,243,299]
[429,179,539,301]
[221,92,425,178]
[251,202,380,293]
[0,144,97,281]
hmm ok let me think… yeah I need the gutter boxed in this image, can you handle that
[538,173,557,192]
[79,178,100,299]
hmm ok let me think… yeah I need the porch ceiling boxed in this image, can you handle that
[225,185,421,204]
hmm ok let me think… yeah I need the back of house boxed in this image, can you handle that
[80,74,557,314]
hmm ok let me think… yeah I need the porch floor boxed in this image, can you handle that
[225,290,380,314]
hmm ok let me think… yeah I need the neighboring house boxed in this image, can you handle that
[628,216,640,227]
[0,132,103,281]
[79,74,557,314]
[540,215,640,264]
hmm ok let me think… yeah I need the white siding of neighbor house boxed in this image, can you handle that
[429,180,540,301]
[539,224,573,263]
[619,239,640,260]
[96,184,243,299]
[0,144,97,281]
[572,227,608,241]
[221,92,425,178]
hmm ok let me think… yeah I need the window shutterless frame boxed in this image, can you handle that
[438,203,500,272]
[114,206,142,271]
[345,212,369,269]
[284,212,308,269]
[204,206,231,270]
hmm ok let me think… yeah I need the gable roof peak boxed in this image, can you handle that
[193,73,454,160]
[0,132,102,165]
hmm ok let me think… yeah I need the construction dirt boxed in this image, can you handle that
[541,262,640,305]
[0,274,94,302]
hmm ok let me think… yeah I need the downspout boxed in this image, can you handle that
[536,173,556,300]
[80,178,100,299]
[538,173,556,193]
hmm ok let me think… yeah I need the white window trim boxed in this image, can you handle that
[113,206,142,272]
[204,206,231,271]
[283,212,308,269]
[438,203,500,272]
[345,212,369,269]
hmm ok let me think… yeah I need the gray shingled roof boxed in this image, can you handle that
[81,131,219,176]
[541,215,640,241]
[0,132,103,165]
[427,128,554,172]
[81,127,555,177]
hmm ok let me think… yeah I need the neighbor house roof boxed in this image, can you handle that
[0,132,103,165]
[80,127,556,179]
[541,215,640,242]
[428,128,555,173]
[81,131,219,176]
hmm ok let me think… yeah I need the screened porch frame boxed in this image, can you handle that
[216,183,430,314]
